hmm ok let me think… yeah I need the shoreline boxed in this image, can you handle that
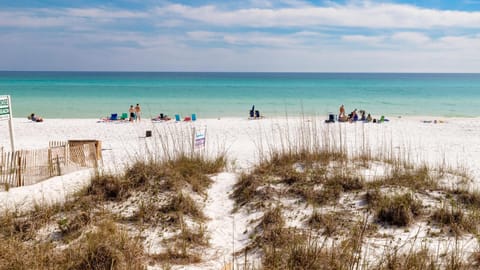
[6,114,480,121]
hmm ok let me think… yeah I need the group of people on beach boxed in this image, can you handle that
[338,104,383,123]
[128,104,141,122]
[152,113,171,121]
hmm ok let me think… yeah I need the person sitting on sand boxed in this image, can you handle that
[349,109,358,122]
[339,104,346,118]
[360,110,366,121]
[367,113,372,122]
[152,113,171,121]
[28,113,43,122]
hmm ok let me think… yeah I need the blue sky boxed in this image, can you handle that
[1,0,480,72]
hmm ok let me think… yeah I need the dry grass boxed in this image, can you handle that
[307,211,349,236]
[0,153,225,269]
[374,248,437,270]
[454,189,480,210]
[63,220,145,270]
[0,218,144,270]
[160,192,205,222]
[234,121,480,269]
[251,206,293,249]
[430,205,478,235]
[261,221,368,270]
[373,193,422,226]
[232,149,360,210]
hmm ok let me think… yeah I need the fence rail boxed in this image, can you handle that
[0,141,100,188]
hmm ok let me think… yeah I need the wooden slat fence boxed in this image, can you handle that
[0,141,100,188]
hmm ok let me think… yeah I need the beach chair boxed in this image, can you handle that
[120,112,128,120]
[380,115,385,123]
[255,110,260,118]
[175,114,181,122]
[191,113,197,121]
[109,113,118,121]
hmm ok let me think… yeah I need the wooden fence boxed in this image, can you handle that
[0,141,100,188]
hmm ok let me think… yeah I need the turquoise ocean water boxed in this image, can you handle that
[0,72,479,119]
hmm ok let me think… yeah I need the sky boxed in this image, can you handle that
[1,0,480,72]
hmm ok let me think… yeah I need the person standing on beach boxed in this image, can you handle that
[135,104,141,122]
[129,105,135,122]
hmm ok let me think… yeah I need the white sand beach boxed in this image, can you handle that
[1,116,480,269]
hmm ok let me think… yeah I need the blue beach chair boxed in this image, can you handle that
[191,113,197,121]
[175,114,181,122]
[110,113,118,121]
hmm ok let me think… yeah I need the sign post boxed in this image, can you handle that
[0,95,15,152]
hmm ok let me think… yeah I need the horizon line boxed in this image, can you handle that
[1,70,480,74]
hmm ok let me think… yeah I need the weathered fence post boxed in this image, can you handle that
[16,153,22,187]
[56,154,61,176]
[48,148,53,177]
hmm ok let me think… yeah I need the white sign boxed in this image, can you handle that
[0,95,15,152]
[0,96,10,120]
[194,127,206,149]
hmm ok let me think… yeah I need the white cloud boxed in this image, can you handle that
[186,31,220,41]
[0,11,72,28]
[0,8,147,28]
[2,29,480,72]
[342,35,386,45]
[3,2,480,30]
[186,31,311,48]
[222,32,304,47]
[248,0,273,8]
[156,2,480,29]
[390,32,431,44]
[64,8,147,19]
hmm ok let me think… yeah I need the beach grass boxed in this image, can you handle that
[231,119,480,269]
[0,149,225,269]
